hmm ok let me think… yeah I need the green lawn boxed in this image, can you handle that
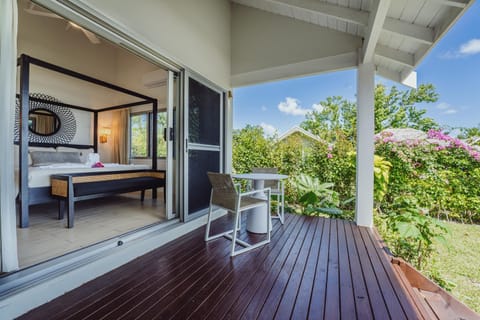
[429,221,480,313]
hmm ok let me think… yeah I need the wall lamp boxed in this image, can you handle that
[99,127,111,143]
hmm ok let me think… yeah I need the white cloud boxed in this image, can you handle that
[443,109,458,115]
[260,122,277,136]
[436,102,450,110]
[436,102,458,115]
[459,38,480,55]
[278,97,310,116]
[441,38,480,58]
[261,105,267,112]
[312,103,324,112]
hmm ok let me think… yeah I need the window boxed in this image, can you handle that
[130,111,167,158]
[157,112,167,157]
[130,113,149,158]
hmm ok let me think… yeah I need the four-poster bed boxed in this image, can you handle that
[16,54,165,228]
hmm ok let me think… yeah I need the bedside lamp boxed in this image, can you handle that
[99,127,111,143]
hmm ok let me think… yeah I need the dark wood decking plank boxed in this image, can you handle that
[308,217,331,319]
[370,228,422,319]
[174,215,298,320]
[210,215,303,320]
[289,218,325,320]
[344,221,374,320]
[351,224,390,319]
[18,222,217,320]
[273,217,319,319]
[101,233,235,319]
[359,227,407,320]
[238,217,310,320]
[256,217,317,319]
[324,219,340,320]
[150,217,288,320]
[75,237,232,320]
[338,219,356,320]
[71,216,237,320]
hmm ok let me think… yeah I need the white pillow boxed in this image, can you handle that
[86,153,100,167]
[56,147,94,163]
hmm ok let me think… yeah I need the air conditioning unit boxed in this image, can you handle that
[142,69,167,88]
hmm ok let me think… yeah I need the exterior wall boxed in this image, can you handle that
[230,3,361,86]
[79,0,232,90]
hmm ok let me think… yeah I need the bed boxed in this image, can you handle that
[15,145,154,203]
[16,54,161,228]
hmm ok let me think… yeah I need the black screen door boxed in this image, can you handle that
[183,75,223,220]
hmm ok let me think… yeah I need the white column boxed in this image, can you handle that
[355,63,375,227]
[0,0,19,271]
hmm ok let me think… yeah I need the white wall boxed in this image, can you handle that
[230,3,361,86]
[79,0,232,90]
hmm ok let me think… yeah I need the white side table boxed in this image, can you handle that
[233,173,288,233]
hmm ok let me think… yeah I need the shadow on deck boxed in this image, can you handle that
[20,214,422,319]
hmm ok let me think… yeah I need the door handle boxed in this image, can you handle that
[164,128,174,141]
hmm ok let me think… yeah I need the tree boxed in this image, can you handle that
[457,124,480,145]
[301,96,356,142]
[301,84,440,143]
[232,125,276,173]
[374,84,439,132]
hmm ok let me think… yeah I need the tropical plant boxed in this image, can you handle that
[291,174,342,217]
[373,155,392,204]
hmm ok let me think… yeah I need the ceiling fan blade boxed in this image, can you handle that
[81,28,101,44]
[24,8,63,19]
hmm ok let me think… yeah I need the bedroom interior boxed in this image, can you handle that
[15,0,177,268]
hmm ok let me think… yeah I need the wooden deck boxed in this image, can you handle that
[19,214,422,320]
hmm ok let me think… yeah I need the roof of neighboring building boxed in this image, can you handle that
[278,126,323,142]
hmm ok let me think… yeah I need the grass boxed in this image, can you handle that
[428,221,480,313]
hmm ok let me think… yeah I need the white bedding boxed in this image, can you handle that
[15,163,151,191]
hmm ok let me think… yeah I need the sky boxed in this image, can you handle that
[233,2,480,136]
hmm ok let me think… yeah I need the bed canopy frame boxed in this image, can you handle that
[17,54,159,228]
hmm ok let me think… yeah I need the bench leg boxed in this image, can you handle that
[141,190,145,202]
[67,197,75,228]
[58,200,65,220]
[152,187,157,199]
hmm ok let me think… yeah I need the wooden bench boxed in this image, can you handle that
[51,170,166,228]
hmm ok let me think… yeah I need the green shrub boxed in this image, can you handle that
[377,196,449,269]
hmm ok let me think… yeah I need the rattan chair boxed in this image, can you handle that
[205,172,271,256]
[252,167,285,224]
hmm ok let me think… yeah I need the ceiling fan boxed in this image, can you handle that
[25,3,101,44]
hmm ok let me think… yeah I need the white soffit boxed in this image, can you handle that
[231,0,474,87]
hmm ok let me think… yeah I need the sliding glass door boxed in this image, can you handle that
[183,74,224,221]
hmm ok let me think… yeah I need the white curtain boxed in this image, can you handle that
[0,0,19,271]
[112,109,130,164]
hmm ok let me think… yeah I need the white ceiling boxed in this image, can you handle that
[231,0,474,86]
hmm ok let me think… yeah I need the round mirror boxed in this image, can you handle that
[28,108,61,136]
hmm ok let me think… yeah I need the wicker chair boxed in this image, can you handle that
[205,172,271,256]
[252,167,285,224]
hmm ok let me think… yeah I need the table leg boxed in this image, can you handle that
[246,179,270,234]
